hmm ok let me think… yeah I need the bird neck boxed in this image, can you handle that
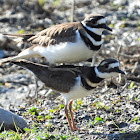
[87,67,104,83]
[81,67,103,90]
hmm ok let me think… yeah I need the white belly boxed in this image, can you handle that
[46,41,95,64]
[33,31,96,64]
[61,76,94,104]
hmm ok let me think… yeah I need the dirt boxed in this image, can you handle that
[0,0,140,139]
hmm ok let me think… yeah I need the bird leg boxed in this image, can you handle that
[68,100,79,130]
[64,104,73,131]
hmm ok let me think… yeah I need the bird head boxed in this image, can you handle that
[82,14,112,35]
[95,59,125,79]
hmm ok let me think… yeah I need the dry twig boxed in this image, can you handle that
[71,0,75,22]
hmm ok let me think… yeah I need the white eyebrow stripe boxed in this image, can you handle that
[100,61,107,66]
[98,18,106,24]
[108,62,119,69]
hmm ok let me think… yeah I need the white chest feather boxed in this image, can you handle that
[33,30,96,64]
[61,76,94,104]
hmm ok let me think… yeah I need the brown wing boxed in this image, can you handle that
[28,22,82,46]
[12,60,80,93]
[3,33,35,42]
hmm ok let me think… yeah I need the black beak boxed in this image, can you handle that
[118,69,125,75]
[103,24,112,31]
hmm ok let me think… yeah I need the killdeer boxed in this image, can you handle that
[0,14,112,66]
[12,58,125,131]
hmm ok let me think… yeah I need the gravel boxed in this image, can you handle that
[0,0,140,139]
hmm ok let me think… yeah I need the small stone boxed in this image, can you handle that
[0,108,28,132]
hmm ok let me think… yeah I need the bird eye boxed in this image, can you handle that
[104,65,108,68]
[91,19,97,24]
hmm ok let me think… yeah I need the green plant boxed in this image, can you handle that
[45,115,51,119]
[121,17,126,21]
[49,109,55,113]
[28,107,41,116]
[130,117,138,123]
[17,29,25,34]
[92,102,110,112]
[38,0,45,7]
[109,23,114,28]
[73,99,83,110]
[59,104,64,109]
[91,116,104,125]
[128,82,137,89]
[53,0,60,6]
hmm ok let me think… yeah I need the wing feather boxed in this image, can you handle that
[12,60,81,93]
[28,22,82,46]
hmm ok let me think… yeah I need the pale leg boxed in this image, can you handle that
[68,100,79,130]
[64,104,73,131]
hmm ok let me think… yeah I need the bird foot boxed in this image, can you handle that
[72,127,79,131]
[71,127,88,132]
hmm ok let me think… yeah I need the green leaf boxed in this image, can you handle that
[94,117,104,122]
[53,0,59,6]
[45,115,51,119]
[23,127,30,132]
[121,17,126,21]
[130,117,138,123]
[0,83,4,86]
[109,24,114,28]
[17,29,25,34]
[49,109,55,113]
[32,112,36,115]
[60,135,67,140]
[37,115,43,119]
[28,107,37,113]
[59,104,64,109]
[91,117,104,125]
[36,136,41,140]
[128,82,137,89]
[38,0,45,7]
[77,99,82,105]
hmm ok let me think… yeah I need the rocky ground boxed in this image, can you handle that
[0,0,140,139]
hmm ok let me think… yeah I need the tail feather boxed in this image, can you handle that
[11,60,49,76]
[3,33,35,42]
[11,59,48,68]
[11,59,36,69]
[0,55,27,65]
[0,48,40,65]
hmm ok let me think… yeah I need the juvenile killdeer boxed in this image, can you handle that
[12,58,125,131]
[0,14,112,66]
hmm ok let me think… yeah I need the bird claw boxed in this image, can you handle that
[71,127,88,132]
[72,127,79,131]
[71,127,79,132]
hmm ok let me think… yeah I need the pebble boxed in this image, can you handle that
[0,108,28,131]
[0,0,140,139]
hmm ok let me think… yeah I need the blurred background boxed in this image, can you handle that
[0,0,140,139]
[0,0,140,65]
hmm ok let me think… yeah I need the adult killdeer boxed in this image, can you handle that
[0,14,112,66]
[12,58,125,131]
